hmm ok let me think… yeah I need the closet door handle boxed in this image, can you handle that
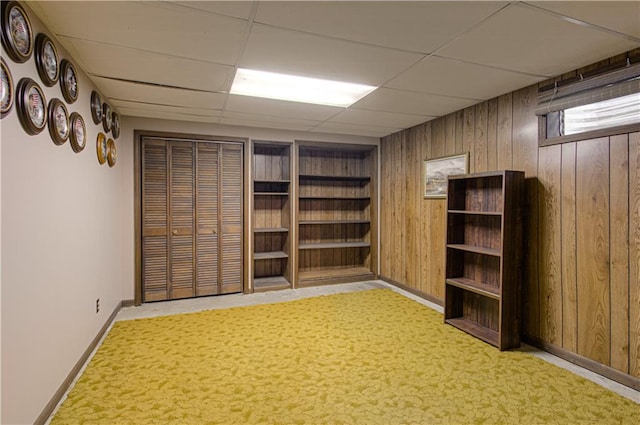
[172,230,178,235]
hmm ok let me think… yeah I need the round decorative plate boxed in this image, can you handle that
[59,59,78,104]
[96,132,107,165]
[16,77,47,135]
[107,138,116,167]
[35,33,59,86]
[111,111,120,139]
[69,112,86,153]
[47,98,69,145]
[102,102,112,133]
[1,2,33,63]
[90,90,102,125]
[1,57,14,118]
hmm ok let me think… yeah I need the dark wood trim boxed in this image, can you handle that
[121,299,135,307]
[34,301,122,425]
[380,275,444,307]
[134,131,142,305]
[539,120,640,147]
[524,336,640,392]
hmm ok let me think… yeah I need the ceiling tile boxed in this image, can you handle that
[310,122,400,138]
[352,88,478,117]
[118,107,220,124]
[254,1,507,53]
[437,3,640,77]
[170,1,255,20]
[386,56,547,100]
[328,109,432,129]
[225,95,343,121]
[240,24,423,85]
[111,100,220,117]
[32,1,246,64]
[530,1,640,39]
[59,38,234,92]
[91,77,226,110]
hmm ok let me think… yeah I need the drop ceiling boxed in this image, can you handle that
[29,1,640,138]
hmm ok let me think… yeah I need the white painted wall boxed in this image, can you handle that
[0,7,123,425]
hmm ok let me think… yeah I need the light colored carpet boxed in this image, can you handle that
[52,289,639,424]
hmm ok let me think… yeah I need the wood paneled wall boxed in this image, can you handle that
[380,51,640,381]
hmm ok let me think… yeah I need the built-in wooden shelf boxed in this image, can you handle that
[299,196,370,200]
[445,278,500,300]
[253,276,291,292]
[254,179,291,184]
[299,220,371,225]
[254,227,288,233]
[447,244,501,257]
[298,266,374,287]
[299,242,370,250]
[254,192,289,196]
[299,174,371,181]
[254,251,288,260]
[447,210,502,216]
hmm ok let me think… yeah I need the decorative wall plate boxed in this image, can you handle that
[16,77,47,135]
[102,102,112,133]
[111,111,120,139]
[96,132,107,165]
[90,90,102,125]
[1,2,33,63]
[47,98,69,145]
[107,138,116,167]
[1,58,14,118]
[59,59,78,103]
[69,112,86,153]
[35,33,59,86]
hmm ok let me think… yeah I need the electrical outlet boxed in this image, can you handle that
[96,298,100,314]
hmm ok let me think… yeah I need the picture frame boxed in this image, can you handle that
[69,112,86,153]
[1,1,33,63]
[90,90,102,125]
[35,33,59,87]
[102,102,112,133]
[59,59,78,104]
[111,111,120,139]
[96,132,107,165]
[16,77,47,135]
[47,98,69,145]
[1,57,14,118]
[107,138,117,167]
[423,153,469,199]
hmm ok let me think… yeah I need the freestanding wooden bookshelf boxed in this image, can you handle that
[444,170,524,350]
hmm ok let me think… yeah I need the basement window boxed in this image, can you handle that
[538,62,640,146]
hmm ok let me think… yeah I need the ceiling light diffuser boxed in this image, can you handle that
[230,68,377,107]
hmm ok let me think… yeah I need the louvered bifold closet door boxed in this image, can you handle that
[169,141,196,299]
[195,143,219,296]
[142,139,170,301]
[220,145,243,294]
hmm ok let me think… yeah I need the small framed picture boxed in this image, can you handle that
[16,77,47,135]
[47,98,69,145]
[59,59,78,104]
[102,102,112,133]
[69,112,86,153]
[1,1,33,63]
[90,90,102,125]
[35,33,59,87]
[111,111,120,139]
[107,138,117,167]
[96,132,107,165]
[1,57,14,118]
[423,153,469,199]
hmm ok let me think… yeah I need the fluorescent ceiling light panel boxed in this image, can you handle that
[230,68,377,107]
